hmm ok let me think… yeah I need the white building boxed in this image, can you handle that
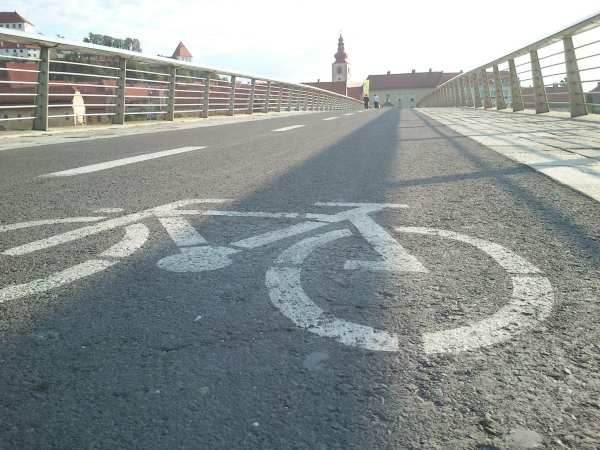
[0,11,40,59]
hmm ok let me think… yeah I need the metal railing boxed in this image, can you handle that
[0,29,361,131]
[418,11,600,118]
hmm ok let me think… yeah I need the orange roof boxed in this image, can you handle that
[172,41,192,58]
[0,11,33,25]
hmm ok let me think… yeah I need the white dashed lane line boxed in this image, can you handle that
[40,146,206,178]
[323,117,340,121]
[272,125,306,132]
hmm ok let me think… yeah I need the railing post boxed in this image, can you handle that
[457,82,465,106]
[493,64,507,110]
[202,75,210,118]
[113,57,126,125]
[530,49,549,114]
[563,35,587,117]
[228,75,236,116]
[33,46,50,131]
[264,81,271,113]
[472,74,482,108]
[277,85,283,112]
[481,68,492,108]
[248,78,256,114]
[459,78,468,107]
[508,59,524,112]
[166,66,176,121]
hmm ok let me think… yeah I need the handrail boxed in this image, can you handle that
[0,28,359,101]
[0,28,361,130]
[418,11,600,118]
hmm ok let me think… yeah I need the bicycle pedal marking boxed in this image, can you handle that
[266,226,553,355]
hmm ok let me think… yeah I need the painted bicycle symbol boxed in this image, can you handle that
[0,199,553,354]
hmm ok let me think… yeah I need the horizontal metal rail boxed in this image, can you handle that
[418,10,600,118]
[0,28,360,131]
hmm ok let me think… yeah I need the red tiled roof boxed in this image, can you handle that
[0,11,33,25]
[367,71,461,90]
[172,41,192,58]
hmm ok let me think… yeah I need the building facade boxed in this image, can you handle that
[368,70,461,107]
[0,11,40,59]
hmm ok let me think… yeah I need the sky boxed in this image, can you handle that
[3,0,599,83]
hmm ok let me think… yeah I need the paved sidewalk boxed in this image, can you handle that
[419,108,600,202]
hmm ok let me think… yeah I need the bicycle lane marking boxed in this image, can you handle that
[266,226,553,354]
[398,228,553,354]
[266,229,401,352]
[0,217,106,232]
[39,146,206,178]
[0,223,149,303]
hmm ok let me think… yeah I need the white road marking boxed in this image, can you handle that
[232,221,325,249]
[0,224,149,303]
[100,224,149,258]
[0,217,105,233]
[93,208,124,214]
[395,227,553,354]
[267,223,553,354]
[322,117,339,121]
[159,217,207,247]
[0,259,116,304]
[2,212,152,256]
[267,229,400,352]
[40,146,206,177]
[2,199,227,256]
[157,245,239,273]
[343,113,354,116]
[272,125,305,132]
[344,215,428,273]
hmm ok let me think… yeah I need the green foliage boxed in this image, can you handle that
[83,33,142,52]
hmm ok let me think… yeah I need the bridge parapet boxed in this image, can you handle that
[418,11,600,118]
[0,30,362,132]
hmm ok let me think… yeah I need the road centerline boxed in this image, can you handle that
[39,146,206,178]
[272,125,306,132]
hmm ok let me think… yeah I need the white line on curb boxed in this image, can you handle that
[40,146,206,177]
[272,125,305,132]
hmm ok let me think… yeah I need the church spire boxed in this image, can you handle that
[334,34,347,63]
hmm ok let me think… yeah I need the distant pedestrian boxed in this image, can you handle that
[373,94,380,109]
[363,95,370,109]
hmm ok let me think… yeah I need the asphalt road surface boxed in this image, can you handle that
[0,108,598,449]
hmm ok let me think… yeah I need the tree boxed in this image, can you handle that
[83,32,142,52]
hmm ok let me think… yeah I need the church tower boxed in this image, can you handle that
[332,34,350,83]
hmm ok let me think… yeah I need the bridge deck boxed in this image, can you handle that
[0,108,598,449]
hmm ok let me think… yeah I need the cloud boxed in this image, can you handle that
[3,0,599,83]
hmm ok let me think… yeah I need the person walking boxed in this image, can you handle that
[363,94,370,109]
[373,94,380,109]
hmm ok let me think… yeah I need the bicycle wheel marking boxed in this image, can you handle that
[397,227,553,354]
[0,224,149,303]
[267,226,554,354]
[266,229,400,352]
